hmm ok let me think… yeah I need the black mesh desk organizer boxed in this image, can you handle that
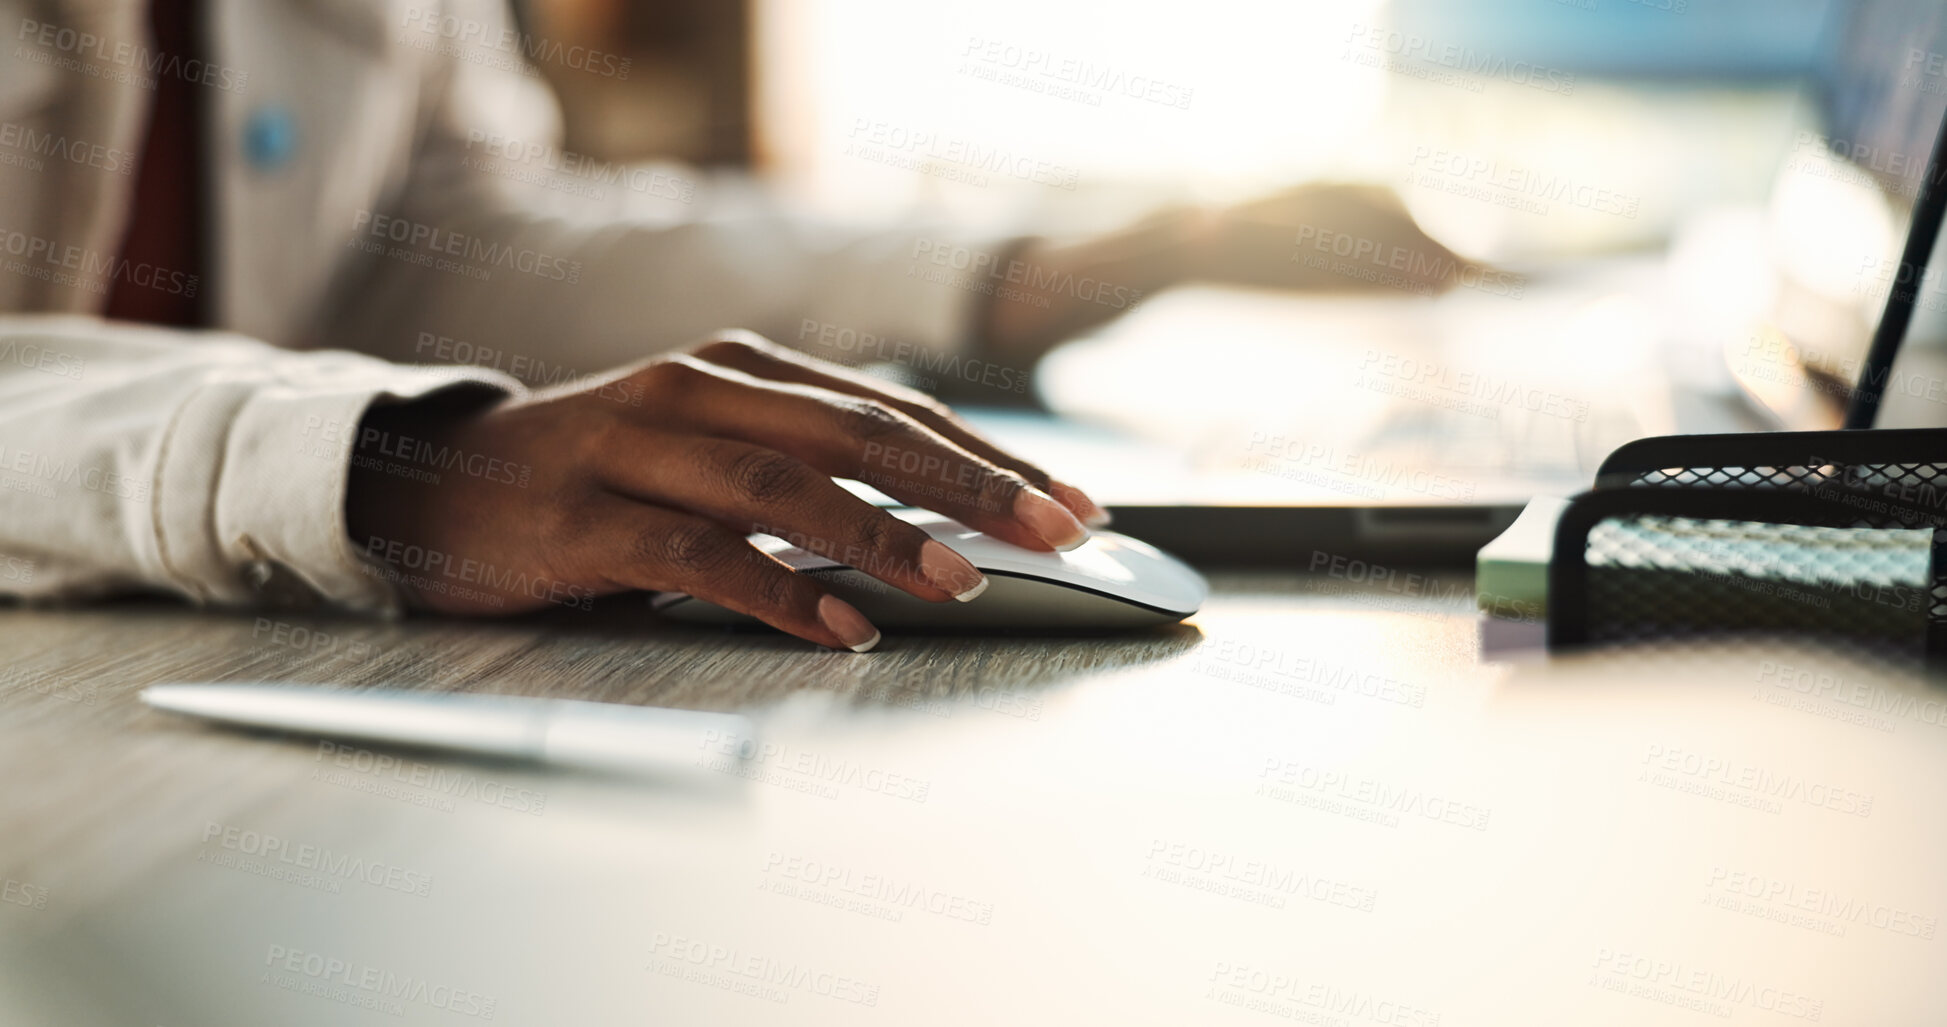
[1546,429,1947,656]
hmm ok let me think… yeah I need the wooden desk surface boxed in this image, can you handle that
[2,573,1943,1025]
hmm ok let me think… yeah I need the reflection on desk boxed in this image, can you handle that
[0,573,1941,1024]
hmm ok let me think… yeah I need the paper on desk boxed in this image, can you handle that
[1476,496,1566,620]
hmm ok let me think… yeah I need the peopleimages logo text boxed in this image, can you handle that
[351,211,581,284]
[0,226,198,296]
[0,122,135,175]
[401,7,631,79]
[15,18,250,91]
[909,239,1141,311]
[1343,22,1575,95]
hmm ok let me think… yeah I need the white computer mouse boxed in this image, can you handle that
[651,508,1207,630]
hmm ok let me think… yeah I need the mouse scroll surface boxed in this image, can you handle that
[652,508,1207,630]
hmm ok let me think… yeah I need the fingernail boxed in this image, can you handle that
[1015,487,1090,551]
[1050,479,1112,527]
[919,540,988,602]
[817,594,880,653]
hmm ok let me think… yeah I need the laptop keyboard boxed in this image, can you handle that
[1361,399,1638,477]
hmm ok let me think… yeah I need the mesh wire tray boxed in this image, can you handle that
[1547,429,1947,655]
[1584,516,1931,644]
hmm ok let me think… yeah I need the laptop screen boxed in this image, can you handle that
[1819,1,1947,214]
[1809,0,1947,424]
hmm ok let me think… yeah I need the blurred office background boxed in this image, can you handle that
[524,1,1906,242]
[516,0,1947,431]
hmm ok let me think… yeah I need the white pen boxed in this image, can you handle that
[142,683,755,776]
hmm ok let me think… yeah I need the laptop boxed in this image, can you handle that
[937,0,1947,566]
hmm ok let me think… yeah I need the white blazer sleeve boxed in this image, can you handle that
[0,315,522,614]
[327,0,1014,375]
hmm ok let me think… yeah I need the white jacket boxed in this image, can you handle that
[0,0,992,614]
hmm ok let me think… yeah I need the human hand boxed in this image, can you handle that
[981,182,1468,359]
[1195,182,1469,294]
[346,332,1106,651]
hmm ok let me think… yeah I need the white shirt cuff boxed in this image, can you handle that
[155,356,523,615]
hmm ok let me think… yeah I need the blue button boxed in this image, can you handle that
[242,106,297,169]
